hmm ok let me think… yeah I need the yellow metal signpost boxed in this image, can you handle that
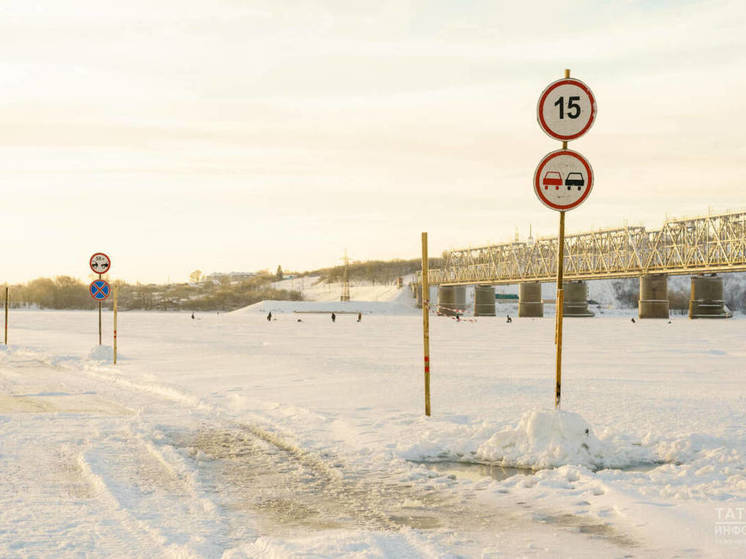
[535,68,597,408]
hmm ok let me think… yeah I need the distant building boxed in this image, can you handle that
[204,271,256,283]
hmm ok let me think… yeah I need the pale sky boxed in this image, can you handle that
[2,0,745,283]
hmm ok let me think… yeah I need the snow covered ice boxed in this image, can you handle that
[0,305,744,557]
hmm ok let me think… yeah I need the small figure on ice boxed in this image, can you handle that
[267,312,272,322]
[331,312,336,323]
[357,312,362,322]
[191,313,195,320]
[631,318,636,324]
[506,314,512,323]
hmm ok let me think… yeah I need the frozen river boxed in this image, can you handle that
[0,310,744,557]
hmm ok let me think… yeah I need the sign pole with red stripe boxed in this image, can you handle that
[113,287,118,364]
[4,286,8,345]
[421,232,431,417]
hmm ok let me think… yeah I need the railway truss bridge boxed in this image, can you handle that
[418,209,746,319]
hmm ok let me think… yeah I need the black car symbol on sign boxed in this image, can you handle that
[564,172,584,191]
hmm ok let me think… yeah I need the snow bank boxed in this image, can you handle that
[233,275,420,315]
[477,409,607,470]
[87,345,114,362]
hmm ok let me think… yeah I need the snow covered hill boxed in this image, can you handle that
[235,276,420,315]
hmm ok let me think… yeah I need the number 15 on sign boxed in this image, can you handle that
[537,78,597,141]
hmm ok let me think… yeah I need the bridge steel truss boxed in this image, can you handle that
[425,210,746,286]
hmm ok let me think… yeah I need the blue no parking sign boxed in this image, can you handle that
[89,280,111,301]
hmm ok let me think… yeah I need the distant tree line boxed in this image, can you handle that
[10,276,100,310]
[6,273,302,312]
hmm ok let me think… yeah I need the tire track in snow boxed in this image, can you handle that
[67,358,509,544]
[81,431,229,558]
[78,356,642,552]
[76,448,178,557]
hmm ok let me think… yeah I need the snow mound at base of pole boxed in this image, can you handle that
[477,409,609,470]
[88,345,114,362]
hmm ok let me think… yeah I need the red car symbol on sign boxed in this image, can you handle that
[542,171,562,190]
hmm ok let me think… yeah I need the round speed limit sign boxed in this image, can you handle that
[537,78,596,141]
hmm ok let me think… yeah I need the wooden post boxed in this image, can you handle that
[4,286,8,345]
[555,211,566,408]
[421,232,431,416]
[113,287,118,364]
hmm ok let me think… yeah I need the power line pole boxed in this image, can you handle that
[341,249,351,302]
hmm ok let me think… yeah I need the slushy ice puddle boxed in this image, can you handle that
[413,460,533,482]
[413,460,672,482]
[164,425,523,535]
[164,425,640,548]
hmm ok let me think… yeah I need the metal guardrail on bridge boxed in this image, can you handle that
[421,210,746,286]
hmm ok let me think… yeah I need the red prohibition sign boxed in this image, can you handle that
[537,78,597,141]
[533,149,593,212]
[90,252,111,275]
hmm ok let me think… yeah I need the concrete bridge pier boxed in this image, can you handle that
[638,274,669,319]
[562,281,594,317]
[473,285,496,316]
[438,286,467,316]
[518,282,544,317]
[689,275,732,318]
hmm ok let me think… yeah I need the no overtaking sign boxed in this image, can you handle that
[534,149,593,212]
